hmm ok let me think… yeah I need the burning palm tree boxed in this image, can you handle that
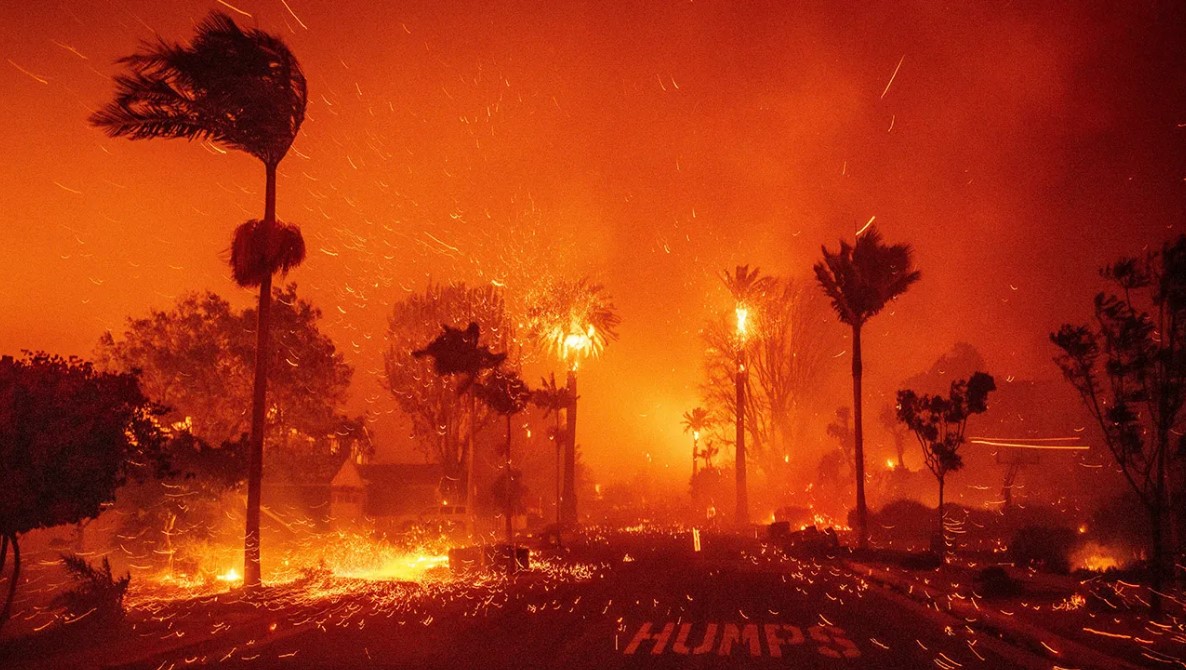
[526,278,620,524]
[720,265,773,525]
[681,407,713,477]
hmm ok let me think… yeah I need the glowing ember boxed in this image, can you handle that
[336,553,450,582]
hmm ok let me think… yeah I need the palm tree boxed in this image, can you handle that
[699,441,719,470]
[720,265,773,525]
[476,368,531,569]
[814,226,920,549]
[414,321,507,535]
[91,12,308,589]
[532,373,573,542]
[525,278,620,525]
[681,407,712,478]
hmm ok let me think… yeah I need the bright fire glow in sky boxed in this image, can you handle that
[1,1,1183,481]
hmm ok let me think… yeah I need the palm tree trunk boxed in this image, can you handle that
[244,163,277,590]
[0,533,19,629]
[852,324,868,550]
[554,412,563,546]
[735,347,748,525]
[692,437,698,478]
[505,413,515,572]
[466,390,476,536]
[562,370,578,525]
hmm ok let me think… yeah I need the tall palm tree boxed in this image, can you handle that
[720,265,773,525]
[681,407,712,477]
[525,278,620,525]
[476,368,531,570]
[814,226,920,549]
[532,373,573,542]
[91,12,308,589]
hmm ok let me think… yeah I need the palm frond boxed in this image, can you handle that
[814,226,920,326]
[721,265,774,305]
[230,219,306,288]
[525,277,621,363]
[91,11,307,166]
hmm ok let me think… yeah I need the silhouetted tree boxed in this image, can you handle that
[815,226,921,549]
[97,286,363,461]
[92,12,309,589]
[681,407,713,477]
[887,343,987,471]
[897,372,996,556]
[385,283,513,502]
[879,404,909,470]
[96,288,364,570]
[524,277,620,524]
[475,368,531,562]
[826,406,856,478]
[0,353,166,630]
[532,373,573,538]
[701,277,828,502]
[1052,235,1186,616]
[699,440,720,470]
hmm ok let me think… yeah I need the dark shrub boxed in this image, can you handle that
[974,566,1020,598]
[866,499,934,543]
[52,554,131,626]
[1008,525,1078,574]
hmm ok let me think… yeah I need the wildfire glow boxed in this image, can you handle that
[735,306,749,339]
[560,325,597,362]
[215,567,242,583]
[336,553,450,582]
[1073,541,1127,572]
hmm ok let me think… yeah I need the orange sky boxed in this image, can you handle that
[1,0,1184,483]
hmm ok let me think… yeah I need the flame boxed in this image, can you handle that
[735,306,749,338]
[216,567,241,583]
[1073,541,1126,572]
[559,324,598,367]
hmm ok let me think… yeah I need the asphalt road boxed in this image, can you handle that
[106,530,1045,670]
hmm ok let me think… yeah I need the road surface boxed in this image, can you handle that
[103,530,1043,669]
